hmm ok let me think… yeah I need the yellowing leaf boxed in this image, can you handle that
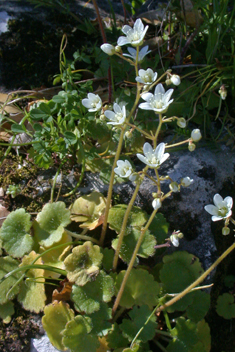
[18,251,46,313]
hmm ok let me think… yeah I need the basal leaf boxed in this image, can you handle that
[64,241,103,286]
[42,300,75,351]
[101,248,114,272]
[112,229,156,264]
[160,251,204,312]
[216,293,235,319]
[33,202,71,247]
[0,256,21,305]
[115,269,159,309]
[62,315,100,352]
[89,302,112,336]
[0,209,33,258]
[187,291,210,322]
[120,305,157,343]
[71,270,114,314]
[18,251,46,313]
[107,323,129,350]
[70,192,106,230]
[148,213,169,243]
[108,204,148,235]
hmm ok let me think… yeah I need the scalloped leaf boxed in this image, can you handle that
[112,228,156,264]
[216,293,235,319]
[160,252,204,312]
[42,300,75,351]
[186,291,210,322]
[167,318,210,352]
[148,213,169,243]
[18,251,46,313]
[70,192,106,230]
[120,305,157,343]
[39,231,72,279]
[64,241,103,286]
[33,202,71,247]
[0,209,34,258]
[107,323,130,350]
[108,205,148,235]
[0,256,22,305]
[115,269,159,309]
[0,301,15,323]
[71,270,114,314]
[62,315,100,352]
[89,302,112,336]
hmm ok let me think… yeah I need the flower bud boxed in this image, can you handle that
[165,78,172,86]
[191,129,202,142]
[152,198,162,210]
[125,130,132,138]
[218,85,227,100]
[100,43,115,56]
[188,143,196,152]
[177,118,186,128]
[170,74,181,86]
[181,177,193,187]
[222,226,230,236]
[124,88,131,96]
[169,182,179,192]
[115,45,122,53]
[100,114,106,121]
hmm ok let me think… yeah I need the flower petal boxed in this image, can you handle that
[204,204,219,216]
[143,142,153,159]
[139,102,153,110]
[213,194,224,208]
[163,89,174,103]
[224,196,233,209]
[155,143,165,159]
[136,154,148,165]
[154,83,165,96]
[211,215,223,222]
[117,36,130,46]
[122,25,132,35]
[141,92,153,101]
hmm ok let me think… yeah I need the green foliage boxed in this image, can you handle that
[42,301,75,351]
[216,293,235,319]
[0,257,22,305]
[0,301,15,324]
[0,209,33,258]
[33,202,71,247]
[71,270,114,314]
[64,241,103,286]
[167,317,211,352]
[115,269,159,309]
[120,305,157,343]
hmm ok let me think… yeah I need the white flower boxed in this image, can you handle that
[152,198,162,210]
[139,83,174,113]
[123,46,151,63]
[191,129,202,142]
[100,43,115,56]
[170,234,180,247]
[114,160,133,178]
[170,74,181,86]
[169,182,179,192]
[181,177,193,187]
[117,18,149,47]
[136,68,157,85]
[82,93,102,112]
[104,103,126,125]
[218,85,227,100]
[177,118,186,128]
[204,194,233,221]
[137,142,169,168]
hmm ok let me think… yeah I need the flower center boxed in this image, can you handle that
[218,206,228,217]
[115,112,123,122]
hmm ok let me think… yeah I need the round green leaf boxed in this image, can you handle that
[33,202,71,247]
[64,241,103,286]
[42,301,75,351]
[62,315,99,352]
[160,252,204,312]
[115,269,159,309]
[71,270,114,314]
[0,209,33,258]
[0,301,15,324]
[112,229,156,264]
[187,291,210,322]
[216,293,235,319]
[148,213,169,243]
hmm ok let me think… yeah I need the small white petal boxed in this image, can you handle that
[204,204,219,216]
[213,194,224,208]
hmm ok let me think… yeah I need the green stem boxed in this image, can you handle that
[65,229,99,244]
[112,207,159,316]
[99,54,142,246]
[126,122,153,139]
[155,241,235,314]
[165,138,190,149]
[112,177,143,271]
[50,159,66,203]
[154,113,163,148]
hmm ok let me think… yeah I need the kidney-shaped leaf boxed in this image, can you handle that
[0,256,22,305]
[64,241,103,286]
[33,202,71,247]
[216,293,235,319]
[0,209,33,258]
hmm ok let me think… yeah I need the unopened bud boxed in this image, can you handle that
[125,130,132,138]
[100,114,106,121]
[100,43,115,56]
[115,45,122,53]
[170,74,181,86]
[169,182,179,192]
[218,85,227,100]
[181,177,193,187]
[188,143,196,152]
[222,227,230,236]
[191,129,202,142]
[152,198,162,210]
[177,118,186,128]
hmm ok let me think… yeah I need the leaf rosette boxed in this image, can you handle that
[64,241,103,286]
